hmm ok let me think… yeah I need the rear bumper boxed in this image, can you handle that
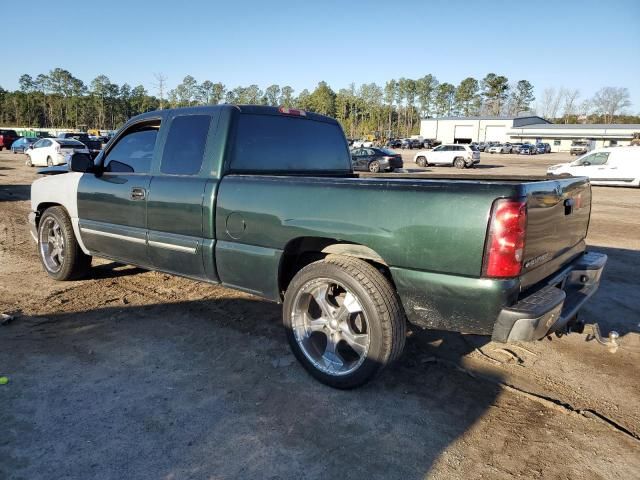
[492,252,607,342]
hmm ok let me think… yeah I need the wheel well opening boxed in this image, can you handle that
[278,237,394,298]
[34,203,64,226]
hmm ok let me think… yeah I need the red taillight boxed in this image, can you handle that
[278,106,306,116]
[483,199,527,278]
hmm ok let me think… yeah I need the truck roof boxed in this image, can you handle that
[129,104,339,125]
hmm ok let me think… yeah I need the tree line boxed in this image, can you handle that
[0,69,635,138]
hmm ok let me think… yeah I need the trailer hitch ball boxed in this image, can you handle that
[586,323,620,352]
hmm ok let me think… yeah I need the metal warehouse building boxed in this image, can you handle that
[420,116,640,152]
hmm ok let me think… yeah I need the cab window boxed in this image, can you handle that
[103,121,160,173]
[161,114,211,175]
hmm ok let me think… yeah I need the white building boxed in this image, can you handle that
[420,115,640,152]
[506,123,640,152]
[419,115,549,144]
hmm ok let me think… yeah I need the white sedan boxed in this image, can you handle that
[487,144,511,154]
[26,138,90,167]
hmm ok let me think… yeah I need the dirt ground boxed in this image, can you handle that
[1,149,639,480]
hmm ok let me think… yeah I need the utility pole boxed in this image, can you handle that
[153,73,167,110]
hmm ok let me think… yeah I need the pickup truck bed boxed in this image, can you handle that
[28,105,606,388]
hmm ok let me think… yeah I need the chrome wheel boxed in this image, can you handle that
[291,278,370,376]
[39,217,65,273]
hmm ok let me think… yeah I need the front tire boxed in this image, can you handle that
[283,255,406,389]
[37,206,91,280]
[26,156,33,167]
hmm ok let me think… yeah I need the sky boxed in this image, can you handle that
[3,0,639,112]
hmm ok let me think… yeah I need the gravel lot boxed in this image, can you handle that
[1,149,639,479]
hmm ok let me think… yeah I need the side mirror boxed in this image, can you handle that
[28,144,34,149]
[70,152,94,173]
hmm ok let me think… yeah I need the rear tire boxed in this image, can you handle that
[416,156,427,167]
[453,157,466,169]
[37,206,91,281]
[368,160,380,173]
[47,156,53,167]
[283,255,406,389]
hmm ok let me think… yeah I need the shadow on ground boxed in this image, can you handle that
[0,184,30,202]
[0,297,501,480]
[582,245,640,336]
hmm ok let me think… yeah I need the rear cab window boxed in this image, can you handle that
[161,114,212,175]
[230,114,350,174]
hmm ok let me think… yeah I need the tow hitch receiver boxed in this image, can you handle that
[565,320,620,352]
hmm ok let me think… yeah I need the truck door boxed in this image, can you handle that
[147,113,217,280]
[77,119,161,266]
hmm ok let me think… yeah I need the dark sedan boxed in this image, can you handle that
[519,144,537,155]
[386,138,402,148]
[536,143,551,154]
[351,147,403,173]
[10,137,38,153]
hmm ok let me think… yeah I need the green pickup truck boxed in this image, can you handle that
[29,105,606,388]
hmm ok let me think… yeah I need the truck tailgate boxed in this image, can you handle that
[521,177,591,286]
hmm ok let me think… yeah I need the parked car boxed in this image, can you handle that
[25,138,90,167]
[510,143,524,154]
[352,139,374,148]
[10,137,38,153]
[28,104,606,389]
[488,144,510,154]
[0,129,19,151]
[519,144,537,155]
[400,138,411,149]
[536,143,550,154]
[547,146,640,187]
[570,140,595,156]
[351,147,403,173]
[385,138,402,149]
[57,132,103,158]
[414,144,480,168]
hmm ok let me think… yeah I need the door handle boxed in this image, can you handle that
[130,187,146,200]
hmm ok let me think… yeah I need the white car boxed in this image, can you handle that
[352,139,374,148]
[488,144,511,154]
[26,138,90,167]
[413,144,481,169]
[547,146,640,187]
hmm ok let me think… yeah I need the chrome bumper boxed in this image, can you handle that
[493,252,607,342]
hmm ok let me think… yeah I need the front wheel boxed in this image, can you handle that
[416,156,427,167]
[26,156,33,167]
[283,255,406,389]
[368,160,380,173]
[37,206,91,280]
